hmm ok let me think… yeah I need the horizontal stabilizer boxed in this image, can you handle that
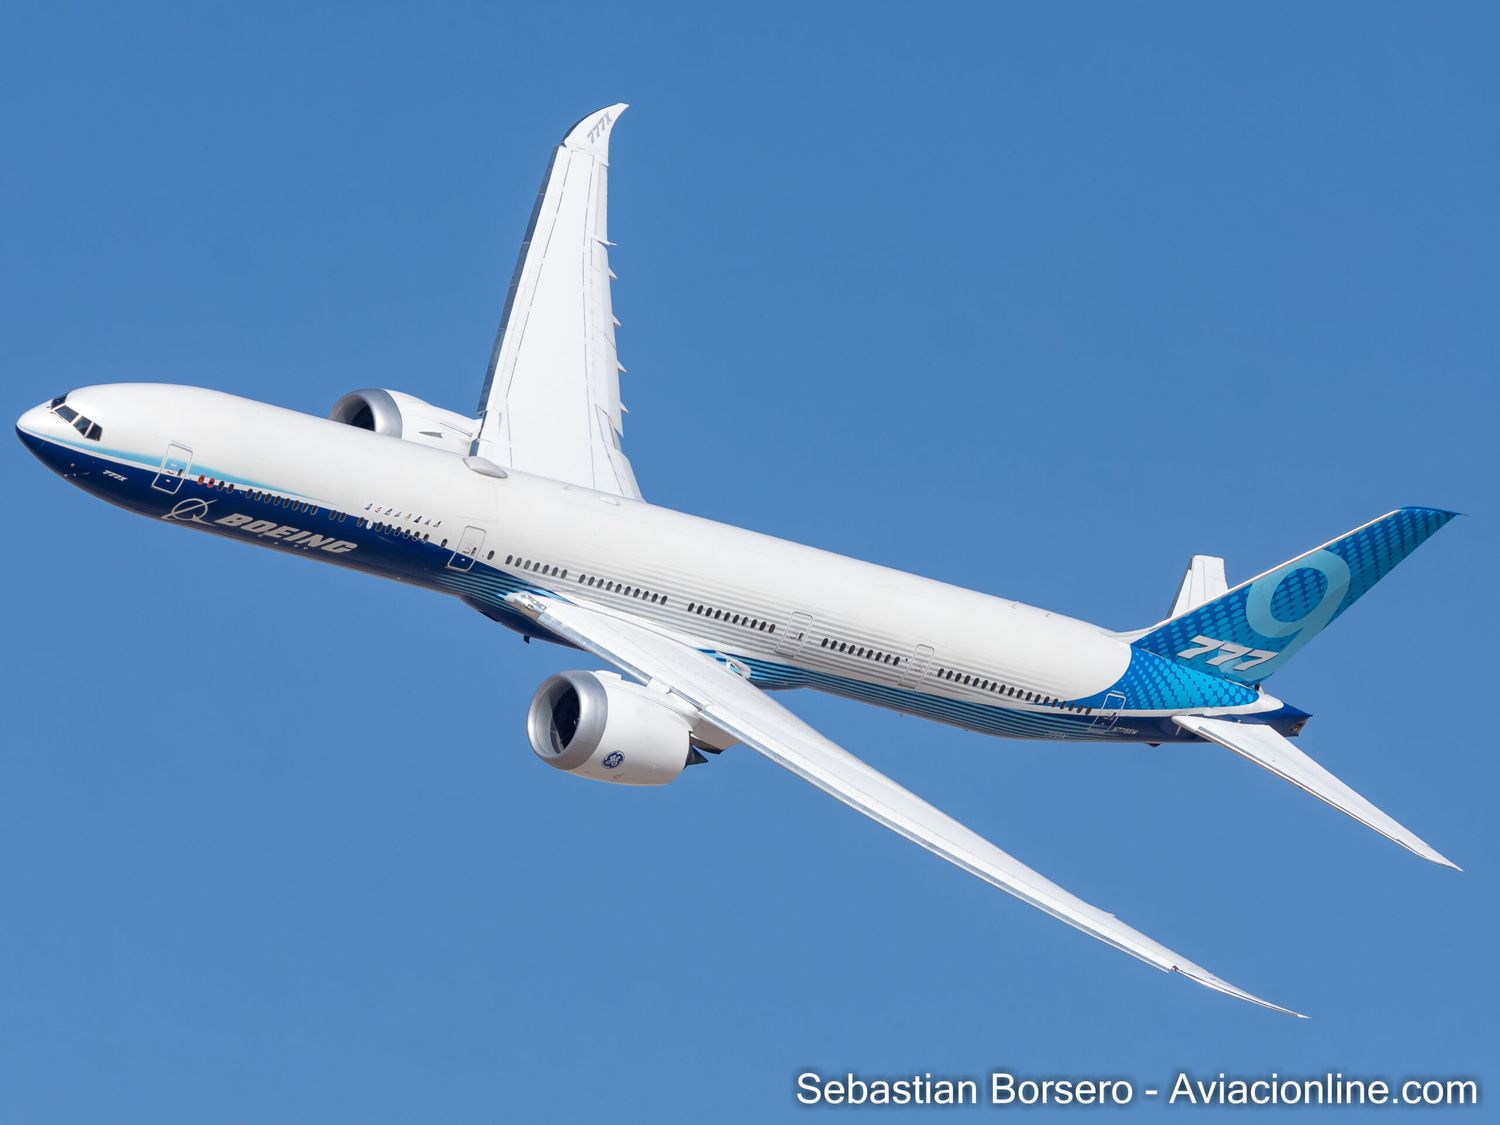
[1174,715,1457,869]
[1170,555,1228,618]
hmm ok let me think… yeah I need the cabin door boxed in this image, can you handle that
[774,611,814,658]
[898,644,935,688]
[1090,692,1126,729]
[151,442,193,495]
[447,525,486,571]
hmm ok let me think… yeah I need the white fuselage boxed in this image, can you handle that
[18,383,1284,743]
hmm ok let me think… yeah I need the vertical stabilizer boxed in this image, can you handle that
[1131,508,1457,684]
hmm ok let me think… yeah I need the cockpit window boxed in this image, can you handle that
[48,396,102,441]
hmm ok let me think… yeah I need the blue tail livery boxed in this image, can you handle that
[1129,507,1458,684]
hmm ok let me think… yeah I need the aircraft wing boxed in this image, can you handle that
[505,591,1302,1017]
[473,105,641,499]
[1173,715,1457,868]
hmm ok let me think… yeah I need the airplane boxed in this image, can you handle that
[16,105,1460,1017]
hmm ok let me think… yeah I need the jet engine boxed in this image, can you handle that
[527,670,708,786]
[329,388,477,455]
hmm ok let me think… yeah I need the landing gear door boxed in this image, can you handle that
[447,525,485,571]
[152,443,193,495]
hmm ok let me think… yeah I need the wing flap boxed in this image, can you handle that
[1173,715,1457,869]
[507,592,1302,1016]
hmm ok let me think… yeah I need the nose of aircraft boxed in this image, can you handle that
[15,399,74,478]
[17,402,50,436]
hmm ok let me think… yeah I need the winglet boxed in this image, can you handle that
[563,103,629,160]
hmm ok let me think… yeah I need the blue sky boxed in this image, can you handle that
[2,2,1495,1120]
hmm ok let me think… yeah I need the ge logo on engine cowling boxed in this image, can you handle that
[602,751,624,769]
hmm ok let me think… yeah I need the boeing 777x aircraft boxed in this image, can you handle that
[17,106,1459,1016]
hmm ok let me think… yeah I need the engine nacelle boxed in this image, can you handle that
[527,671,696,786]
[329,388,477,455]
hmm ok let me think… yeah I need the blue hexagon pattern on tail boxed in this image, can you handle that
[1129,507,1458,684]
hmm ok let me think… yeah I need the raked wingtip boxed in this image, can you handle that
[1173,965,1308,1019]
[1411,839,1461,870]
[562,103,629,158]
